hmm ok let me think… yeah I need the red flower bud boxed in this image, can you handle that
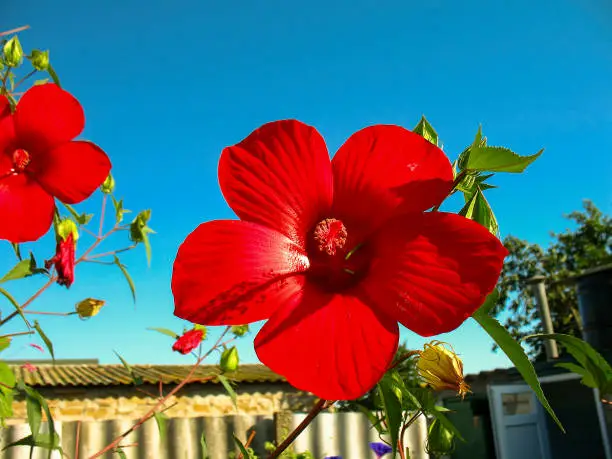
[172,329,204,355]
[45,232,76,288]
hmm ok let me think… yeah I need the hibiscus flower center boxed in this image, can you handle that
[308,218,371,291]
[12,149,31,172]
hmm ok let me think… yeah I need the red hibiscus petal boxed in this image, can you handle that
[219,120,333,248]
[332,125,453,239]
[172,220,309,325]
[14,83,85,152]
[0,98,16,158]
[255,287,399,400]
[0,174,54,242]
[361,212,507,336]
[30,141,111,204]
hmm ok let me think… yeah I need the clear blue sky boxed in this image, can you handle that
[2,0,611,375]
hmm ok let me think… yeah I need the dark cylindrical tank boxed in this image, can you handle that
[576,265,612,360]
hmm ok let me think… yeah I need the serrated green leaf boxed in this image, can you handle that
[527,333,612,392]
[111,196,131,224]
[33,321,54,361]
[0,259,33,283]
[0,286,30,328]
[61,203,92,226]
[147,327,179,339]
[377,371,404,456]
[233,434,250,459]
[0,286,30,327]
[113,350,143,385]
[472,312,564,432]
[153,411,168,443]
[113,256,136,303]
[413,116,438,146]
[217,374,237,408]
[466,146,543,173]
[47,64,60,87]
[25,391,42,439]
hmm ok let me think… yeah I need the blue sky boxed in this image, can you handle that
[2,0,611,375]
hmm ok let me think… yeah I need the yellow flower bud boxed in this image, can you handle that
[416,341,470,398]
[76,298,105,319]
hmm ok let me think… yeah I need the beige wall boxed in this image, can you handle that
[7,382,317,425]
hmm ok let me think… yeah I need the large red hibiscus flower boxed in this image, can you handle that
[0,84,111,243]
[172,120,507,400]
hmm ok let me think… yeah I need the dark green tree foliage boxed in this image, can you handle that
[492,201,612,359]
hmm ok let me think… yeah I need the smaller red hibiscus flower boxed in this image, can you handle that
[172,329,204,355]
[0,83,111,243]
[45,219,78,288]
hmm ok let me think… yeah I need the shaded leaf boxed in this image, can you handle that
[114,256,136,303]
[555,362,596,388]
[217,374,237,408]
[377,371,404,456]
[147,327,179,339]
[33,321,54,361]
[2,433,61,451]
[459,189,499,235]
[233,434,250,459]
[528,333,612,392]
[113,449,128,459]
[466,146,543,173]
[472,312,564,431]
[25,391,42,439]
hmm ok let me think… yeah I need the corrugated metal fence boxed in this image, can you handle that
[0,413,429,459]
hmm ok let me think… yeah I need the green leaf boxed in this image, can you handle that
[10,243,21,261]
[377,371,404,456]
[147,327,179,339]
[0,362,16,393]
[233,434,250,458]
[113,350,143,385]
[200,431,209,459]
[472,312,564,432]
[0,337,11,352]
[25,391,42,439]
[0,259,33,283]
[466,146,543,173]
[527,333,612,392]
[428,405,464,442]
[0,388,14,423]
[0,286,30,328]
[153,412,168,443]
[113,448,128,459]
[61,203,93,226]
[33,321,54,361]
[111,196,131,224]
[555,362,596,388]
[47,64,60,87]
[458,189,499,235]
[413,115,439,146]
[2,433,61,451]
[113,256,136,303]
[19,385,58,454]
[217,374,237,408]
[474,289,499,317]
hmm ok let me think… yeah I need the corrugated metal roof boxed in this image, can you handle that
[9,363,285,387]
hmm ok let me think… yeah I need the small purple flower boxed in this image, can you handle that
[369,442,393,458]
